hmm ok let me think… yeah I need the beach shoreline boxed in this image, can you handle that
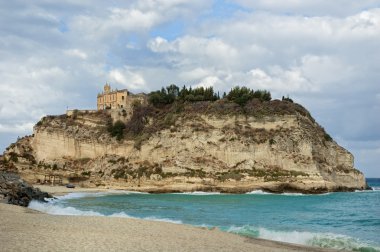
[34,184,110,196]
[1,185,342,252]
[0,202,338,252]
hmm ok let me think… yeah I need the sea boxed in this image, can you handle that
[29,178,380,252]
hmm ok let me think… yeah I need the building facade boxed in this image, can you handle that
[97,83,130,110]
[97,83,147,111]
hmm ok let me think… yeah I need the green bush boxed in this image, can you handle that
[282,96,293,103]
[269,139,276,145]
[81,171,91,176]
[324,133,333,142]
[148,84,218,106]
[226,86,271,106]
[72,109,79,119]
[107,120,126,140]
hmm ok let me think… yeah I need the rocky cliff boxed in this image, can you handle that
[2,99,367,193]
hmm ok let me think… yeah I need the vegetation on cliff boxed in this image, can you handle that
[117,85,325,148]
[148,84,271,106]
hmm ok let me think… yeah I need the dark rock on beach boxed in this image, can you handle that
[0,171,51,207]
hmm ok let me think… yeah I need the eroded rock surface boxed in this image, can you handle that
[2,100,367,193]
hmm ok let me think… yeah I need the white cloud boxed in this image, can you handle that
[65,49,88,59]
[109,68,147,91]
[0,122,35,134]
[148,37,174,53]
[233,0,380,17]
[195,76,220,88]
[179,68,212,81]
[149,36,238,66]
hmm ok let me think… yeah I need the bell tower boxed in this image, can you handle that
[104,83,111,93]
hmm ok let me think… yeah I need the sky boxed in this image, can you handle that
[0,0,379,177]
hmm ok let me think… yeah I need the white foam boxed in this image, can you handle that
[28,201,182,225]
[175,191,222,195]
[246,190,333,196]
[227,225,380,251]
[246,190,272,195]
[53,190,149,201]
[109,212,136,219]
[281,192,305,196]
[143,216,183,224]
[29,200,103,216]
[246,190,304,196]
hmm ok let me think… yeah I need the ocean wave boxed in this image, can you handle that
[53,190,149,201]
[246,190,272,195]
[226,225,380,252]
[246,190,322,196]
[281,192,305,196]
[174,191,222,195]
[109,212,137,218]
[143,216,183,224]
[28,200,183,225]
[29,200,104,216]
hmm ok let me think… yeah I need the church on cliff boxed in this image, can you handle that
[97,83,146,111]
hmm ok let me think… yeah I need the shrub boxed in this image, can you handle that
[124,105,151,136]
[148,84,218,106]
[9,152,18,163]
[269,139,276,145]
[227,86,272,106]
[72,109,79,119]
[107,120,126,140]
[218,171,244,181]
[324,133,333,142]
[81,171,91,176]
[282,96,293,103]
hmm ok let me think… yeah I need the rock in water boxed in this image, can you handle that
[0,171,51,207]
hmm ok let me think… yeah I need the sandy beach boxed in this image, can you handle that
[0,203,338,252]
[0,185,339,252]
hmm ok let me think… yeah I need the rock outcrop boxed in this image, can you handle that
[2,99,367,193]
[0,171,51,207]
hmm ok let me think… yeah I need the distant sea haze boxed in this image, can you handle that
[30,179,380,252]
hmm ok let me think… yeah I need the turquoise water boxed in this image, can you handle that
[30,179,380,251]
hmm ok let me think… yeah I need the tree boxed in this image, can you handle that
[227,86,254,106]
[282,95,293,103]
[253,90,271,101]
[227,86,272,106]
[166,84,179,97]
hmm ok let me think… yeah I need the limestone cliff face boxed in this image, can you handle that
[3,100,366,193]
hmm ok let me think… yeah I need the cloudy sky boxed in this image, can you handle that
[0,0,379,176]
